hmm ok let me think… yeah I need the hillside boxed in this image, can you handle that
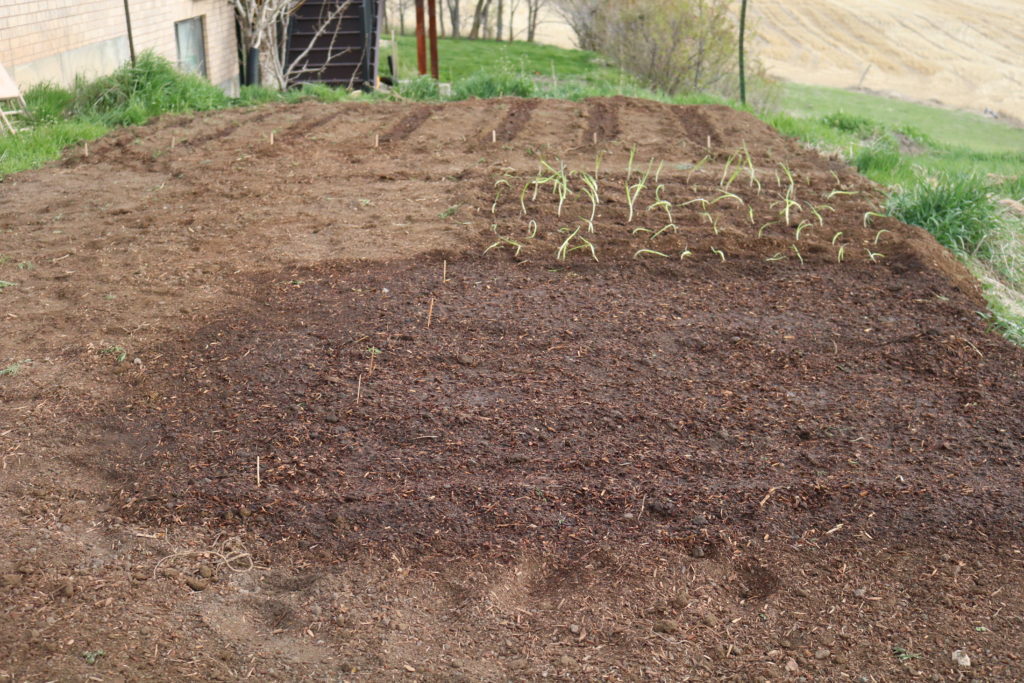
[517,1,1024,121]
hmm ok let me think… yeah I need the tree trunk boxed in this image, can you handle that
[496,0,504,40]
[739,0,748,105]
[469,0,492,39]
[447,0,461,38]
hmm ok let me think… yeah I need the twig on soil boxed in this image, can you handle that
[152,535,255,579]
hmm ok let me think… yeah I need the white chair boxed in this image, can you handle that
[0,63,28,135]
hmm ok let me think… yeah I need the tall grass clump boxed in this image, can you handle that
[70,52,229,126]
[451,71,535,100]
[887,172,1003,257]
[396,75,442,101]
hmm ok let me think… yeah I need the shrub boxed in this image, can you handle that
[821,111,876,137]
[22,83,74,124]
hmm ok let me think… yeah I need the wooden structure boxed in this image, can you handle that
[286,0,384,88]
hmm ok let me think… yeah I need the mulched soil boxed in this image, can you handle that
[1,97,1022,680]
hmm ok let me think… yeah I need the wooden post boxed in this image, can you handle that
[428,0,440,80]
[415,0,427,76]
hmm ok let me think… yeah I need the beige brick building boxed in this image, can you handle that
[0,1,239,95]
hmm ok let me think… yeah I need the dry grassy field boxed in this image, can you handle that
[528,0,1024,120]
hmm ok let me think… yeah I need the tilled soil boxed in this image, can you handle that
[1,97,1023,680]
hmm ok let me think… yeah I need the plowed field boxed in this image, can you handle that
[1,98,1023,680]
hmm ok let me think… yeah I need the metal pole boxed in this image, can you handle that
[739,0,748,106]
[415,0,427,76]
[427,0,439,80]
[123,0,137,65]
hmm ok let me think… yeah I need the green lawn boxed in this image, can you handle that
[780,83,1024,154]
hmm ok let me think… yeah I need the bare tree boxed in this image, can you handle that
[553,0,601,49]
[525,0,548,42]
[446,0,462,38]
[496,0,504,40]
[233,0,354,90]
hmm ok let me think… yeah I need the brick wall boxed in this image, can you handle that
[0,0,239,94]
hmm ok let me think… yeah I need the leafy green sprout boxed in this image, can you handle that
[758,221,777,238]
[766,252,785,262]
[687,155,710,183]
[873,229,891,245]
[891,646,921,662]
[539,159,573,217]
[826,189,859,200]
[0,280,17,291]
[633,249,669,259]
[836,245,846,263]
[866,249,885,263]
[0,360,28,377]
[794,220,813,240]
[741,144,761,194]
[555,225,598,261]
[710,191,744,207]
[791,244,804,264]
[832,231,843,245]
[863,211,887,227]
[625,147,653,223]
[711,246,726,261]
[439,204,460,219]
[101,346,128,363]
[577,171,600,224]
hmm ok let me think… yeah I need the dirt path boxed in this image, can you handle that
[1,98,1022,680]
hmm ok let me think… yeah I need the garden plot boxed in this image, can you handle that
[1,97,1023,680]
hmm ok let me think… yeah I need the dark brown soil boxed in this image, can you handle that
[1,97,1022,681]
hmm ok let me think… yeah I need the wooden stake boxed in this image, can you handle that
[170,136,175,149]
[256,455,261,487]
[426,297,435,328]
[356,374,363,403]
[492,129,497,143]
[593,131,598,144]
[84,142,89,157]
[374,133,379,148]
[442,260,448,283]
[270,131,275,145]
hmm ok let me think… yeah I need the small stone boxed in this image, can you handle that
[559,655,574,667]
[132,569,149,581]
[691,546,706,559]
[238,507,252,518]
[766,649,782,658]
[692,514,708,526]
[198,565,213,579]
[58,579,75,598]
[568,624,581,635]
[952,650,971,668]
[815,648,831,660]
[393,622,406,632]
[160,568,181,580]
[185,577,209,591]
[622,512,635,520]
[853,587,867,598]
[653,619,678,634]
[701,613,719,628]
[785,657,799,673]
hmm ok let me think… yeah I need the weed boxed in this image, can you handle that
[891,646,921,663]
[439,205,460,219]
[0,360,28,377]
[0,280,17,291]
[100,345,128,363]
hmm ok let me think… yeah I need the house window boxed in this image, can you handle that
[175,17,207,77]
